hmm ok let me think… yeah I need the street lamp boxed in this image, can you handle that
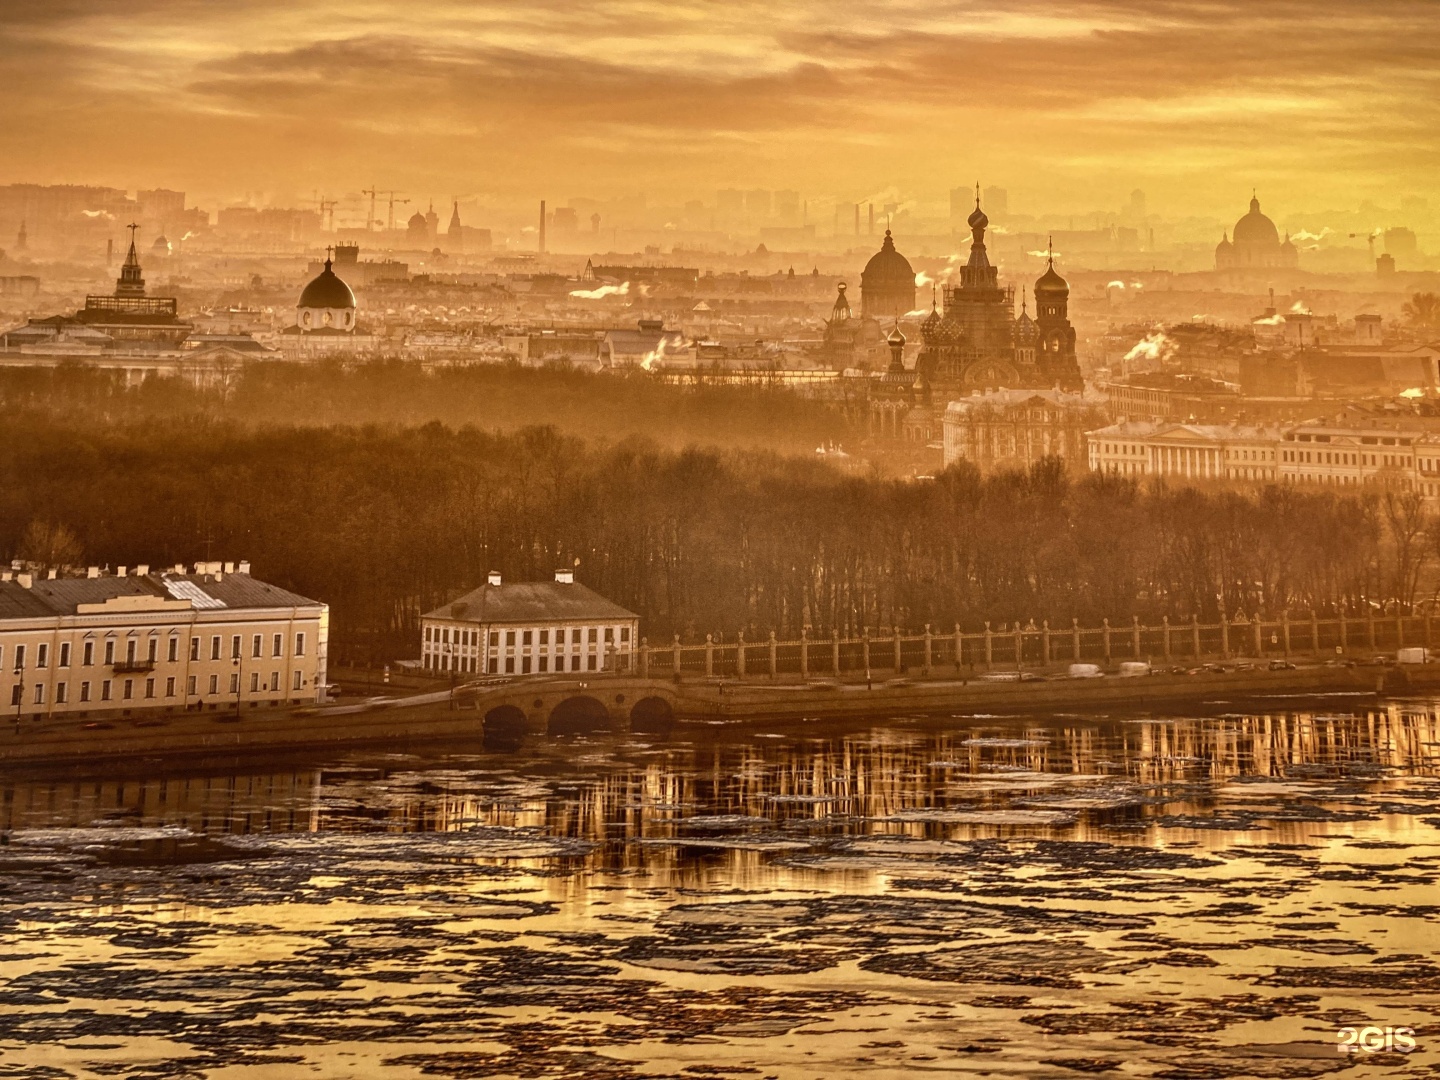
[12,657,23,732]
[233,654,244,717]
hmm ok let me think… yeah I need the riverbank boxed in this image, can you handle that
[1,659,1426,769]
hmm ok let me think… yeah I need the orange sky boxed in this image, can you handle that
[3,0,1437,216]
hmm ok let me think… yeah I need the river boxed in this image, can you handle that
[2,701,1438,1077]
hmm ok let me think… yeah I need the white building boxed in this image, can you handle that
[0,562,328,722]
[421,570,639,676]
[1087,421,1283,480]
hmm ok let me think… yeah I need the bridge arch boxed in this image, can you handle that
[629,695,674,733]
[483,704,528,751]
[548,695,611,736]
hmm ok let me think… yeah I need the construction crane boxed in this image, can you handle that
[1348,229,1380,261]
[361,188,409,232]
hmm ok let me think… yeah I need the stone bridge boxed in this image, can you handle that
[449,676,684,746]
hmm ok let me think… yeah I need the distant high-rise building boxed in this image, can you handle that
[553,207,579,235]
[774,190,800,222]
[1128,189,1147,218]
[745,189,772,217]
[983,186,1008,217]
[1384,227,1418,260]
[716,189,745,216]
[138,188,185,227]
[539,200,546,254]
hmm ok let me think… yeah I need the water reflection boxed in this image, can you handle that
[3,704,1439,1079]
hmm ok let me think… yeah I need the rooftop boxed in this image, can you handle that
[425,575,638,624]
[0,563,321,621]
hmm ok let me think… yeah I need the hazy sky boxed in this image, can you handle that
[4,0,1437,216]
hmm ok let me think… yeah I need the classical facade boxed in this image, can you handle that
[917,200,1083,393]
[0,562,328,722]
[1215,194,1298,271]
[860,230,917,320]
[944,389,1106,472]
[421,570,639,676]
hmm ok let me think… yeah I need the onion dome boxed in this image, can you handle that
[921,293,942,338]
[1035,253,1069,298]
[887,324,906,347]
[862,230,915,290]
[299,257,356,309]
[1233,194,1280,246]
[967,202,988,231]
[1216,231,1233,255]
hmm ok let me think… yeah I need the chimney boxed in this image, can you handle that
[0,571,10,582]
[117,566,128,578]
[87,566,100,578]
[136,563,149,576]
[539,200,546,255]
[223,561,234,574]
[17,572,32,589]
[487,570,502,586]
[554,568,574,585]
[194,561,204,574]
[238,560,251,574]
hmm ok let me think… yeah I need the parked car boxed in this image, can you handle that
[979,671,1023,682]
[1397,647,1431,665]
[1268,659,1297,671]
[1068,663,1105,679]
[1118,661,1151,677]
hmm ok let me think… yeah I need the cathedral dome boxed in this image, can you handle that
[407,211,427,230]
[299,258,356,310]
[1035,262,1068,297]
[862,231,915,289]
[1233,195,1280,247]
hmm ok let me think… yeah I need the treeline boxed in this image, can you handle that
[0,361,848,454]
[1,417,1427,660]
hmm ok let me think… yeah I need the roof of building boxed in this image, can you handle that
[0,568,321,621]
[861,231,915,289]
[298,258,357,310]
[947,388,1097,415]
[1233,195,1281,247]
[424,580,638,624]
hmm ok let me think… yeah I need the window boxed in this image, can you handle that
[273,633,282,657]
[229,673,239,694]
[295,633,305,657]
[9,686,18,707]
[252,634,262,658]
[540,629,549,645]
[187,675,196,696]
[425,626,433,643]
[211,636,221,661]
[147,638,158,663]
[15,644,26,670]
[56,683,67,704]
[80,682,91,703]
[588,654,598,671]
[269,672,279,691]
[505,657,515,673]
[522,656,532,674]
[604,628,614,643]
[168,637,178,663]
[103,640,114,665]
[166,677,175,697]
[145,678,155,699]
[208,674,219,695]
[573,628,582,644]
[84,640,94,666]
[488,658,498,674]
[588,628,598,644]
[621,627,630,643]
[571,655,582,671]
[489,631,499,647]
[125,640,136,664]
[506,630,516,647]
[292,670,302,691]
[250,672,259,692]
[123,679,133,700]
[443,627,450,644]
[37,643,48,668]
[190,637,200,661]
[33,684,43,705]
[231,635,241,659]
[59,642,71,668]
[539,656,549,673]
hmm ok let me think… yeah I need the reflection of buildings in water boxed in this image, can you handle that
[1,770,322,834]
[4,710,1436,866]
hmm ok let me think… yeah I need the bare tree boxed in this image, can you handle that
[16,520,84,569]
[1384,489,1429,611]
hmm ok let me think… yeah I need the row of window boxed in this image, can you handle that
[424,625,631,648]
[9,670,306,707]
[0,632,306,671]
[428,652,607,674]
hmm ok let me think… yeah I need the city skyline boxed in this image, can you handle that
[3,0,1437,215]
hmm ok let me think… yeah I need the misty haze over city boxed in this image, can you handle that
[2,3,1439,1079]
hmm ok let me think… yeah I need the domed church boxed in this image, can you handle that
[294,250,357,333]
[1215,193,1298,270]
[860,230,917,319]
[914,194,1082,392]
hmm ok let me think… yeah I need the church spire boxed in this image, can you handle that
[115,222,146,297]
